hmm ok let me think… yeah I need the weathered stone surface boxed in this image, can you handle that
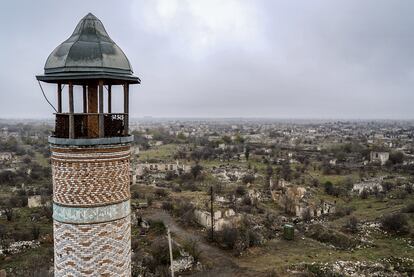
[53,200,130,224]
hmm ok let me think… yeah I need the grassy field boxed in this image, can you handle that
[238,233,414,273]
[34,152,49,167]
[138,144,178,161]
[0,206,53,274]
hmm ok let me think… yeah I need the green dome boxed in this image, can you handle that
[37,13,140,84]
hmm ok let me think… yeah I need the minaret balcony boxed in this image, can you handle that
[54,113,128,139]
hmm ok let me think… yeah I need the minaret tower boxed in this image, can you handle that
[36,13,140,276]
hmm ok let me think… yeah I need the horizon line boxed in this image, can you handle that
[1,116,414,122]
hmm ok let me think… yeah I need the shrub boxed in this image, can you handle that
[161,201,173,212]
[343,216,358,233]
[220,227,239,249]
[394,189,407,199]
[178,173,194,183]
[306,224,357,249]
[173,200,193,216]
[312,179,320,187]
[389,151,404,164]
[242,174,255,185]
[173,200,196,226]
[150,238,170,266]
[146,194,154,206]
[302,208,312,223]
[131,238,140,251]
[375,192,385,200]
[242,196,252,206]
[360,189,369,199]
[41,205,53,221]
[165,171,177,181]
[235,185,246,197]
[148,220,166,235]
[10,195,27,207]
[3,207,13,221]
[334,205,354,218]
[12,229,32,241]
[213,183,223,194]
[382,181,393,192]
[324,181,338,196]
[154,266,170,277]
[246,229,262,247]
[31,224,40,240]
[131,191,140,199]
[183,239,202,262]
[181,182,200,191]
[172,185,182,193]
[304,263,342,277]
[155,188,169,198]
[381,213,409,234]
[191,164,203,179]
[148,238,181,271]
[401,203,414,213]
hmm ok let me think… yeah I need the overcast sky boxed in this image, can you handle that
[1,0,414,119]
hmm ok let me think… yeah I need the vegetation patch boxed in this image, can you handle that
[305,224,358,250]
[292,259,414,277]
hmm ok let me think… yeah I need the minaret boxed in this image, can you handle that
[36,13,140,276]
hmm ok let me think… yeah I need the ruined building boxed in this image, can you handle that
[370,151,389,165]
[36,13,140,276]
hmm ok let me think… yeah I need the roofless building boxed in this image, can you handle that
[36,13,139,276]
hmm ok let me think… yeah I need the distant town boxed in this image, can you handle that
[0,118,413,276]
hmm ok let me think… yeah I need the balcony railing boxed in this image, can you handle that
[54,113,128,139]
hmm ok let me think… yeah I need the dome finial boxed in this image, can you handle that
[84,12,97,19]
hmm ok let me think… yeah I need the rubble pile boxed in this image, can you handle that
[172,250,196,272]
[0,240,40,255]
[292,258,414,277]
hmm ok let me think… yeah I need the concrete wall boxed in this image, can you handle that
[194,209,240,231]
[136,162,190,176]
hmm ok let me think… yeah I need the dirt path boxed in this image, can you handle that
[143,209,263,277]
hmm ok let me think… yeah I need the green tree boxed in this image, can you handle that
[222,135,232,144]
[281,162,292,181]
[191,164,203,179]
[324,181,334,195]
[244,145,250,161]
[389,151,404,165]
[234,134,245,144]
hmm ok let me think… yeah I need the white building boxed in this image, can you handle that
[370,151,389,165]
[136,161,191,177]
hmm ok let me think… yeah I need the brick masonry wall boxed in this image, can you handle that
[51,145,131,206]
[51,143,132,277]
[54,215,131,276]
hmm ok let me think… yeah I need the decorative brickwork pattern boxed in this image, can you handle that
[51,143,132,276]
[54,216,131,277]
[51,145,131,206]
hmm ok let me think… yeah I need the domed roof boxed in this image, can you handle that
[36,13,140,84]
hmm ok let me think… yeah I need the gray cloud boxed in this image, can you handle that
[0,0,413,119]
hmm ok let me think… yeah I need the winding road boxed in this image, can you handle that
[143,209,263,277]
